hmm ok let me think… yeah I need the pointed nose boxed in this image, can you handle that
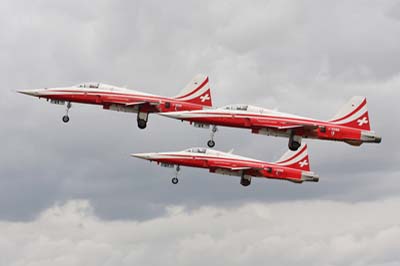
[130,153,156,160]
[17,89,45,97]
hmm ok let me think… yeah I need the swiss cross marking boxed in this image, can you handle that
[357,117,368,126]
[200,93,210,102]
[299,159,308,168]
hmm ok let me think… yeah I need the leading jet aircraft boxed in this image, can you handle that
[18,74,212,129]
[131,144,319,186]
[161,96,381,150]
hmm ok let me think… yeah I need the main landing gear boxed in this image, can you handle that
[171,165,180,184]
[62,102,72,123]
[137,111,149,129]
[240,172,251,187]
[207,125,218,148]
[288,130,302,151]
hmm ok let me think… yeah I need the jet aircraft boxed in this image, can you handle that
[18,74,212,129]
[131,144,319,186]
[161,96,381,150]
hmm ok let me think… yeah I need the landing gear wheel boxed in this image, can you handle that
[207,140,215,148]
[288,131,302,151]
[137,110,149,129]
[240,177,251,187]
[171,177,179,184]
[137,119,147,129]
[62,102,72,123]
[288,141,301,151]
[62,115,70,123]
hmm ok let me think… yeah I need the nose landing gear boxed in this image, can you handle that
[171,165,181,184]
[171,165,181,185]
[207,125,218,148]
[62,102,72,123]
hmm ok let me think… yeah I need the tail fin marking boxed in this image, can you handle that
[174,74,212,107]
[275,144,310,171]
[330,96,370,130]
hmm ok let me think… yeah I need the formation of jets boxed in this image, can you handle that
[19,74,381,186]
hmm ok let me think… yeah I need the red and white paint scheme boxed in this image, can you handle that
[131,144,319,186]
[161,96,381,150]
[18,74,212,129]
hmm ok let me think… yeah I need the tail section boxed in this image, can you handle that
[330,96,370,130]
[275,144,310,171]
[174,74,212,107]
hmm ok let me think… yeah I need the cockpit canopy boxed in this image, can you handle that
[221,104,249,111]
[185,147,207,154]
[76,82,100,89]
[74,82,131,92]
[184,147,232,157]
[220,104,270,113]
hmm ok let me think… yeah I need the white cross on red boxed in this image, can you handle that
[357,117,368,126]
[299,159,308,168]
[200,93,210,102]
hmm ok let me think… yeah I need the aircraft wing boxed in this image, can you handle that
[125,101,160,106]
[274,124,318,130]
[250,119,318,130]
[210,165,264,172]
[103,100,161,107]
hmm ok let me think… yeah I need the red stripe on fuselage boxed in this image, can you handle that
[154,153,303,180]
[159,153,264,164]
[182,111,321,126]
[40,90,207,111]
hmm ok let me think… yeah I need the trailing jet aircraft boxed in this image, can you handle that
[18,74,212,129]
[161,96,381,150]
[131,144,319,186]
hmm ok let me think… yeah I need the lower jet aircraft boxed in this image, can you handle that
[131,144,319,186]
[161,96,381,150]
[18,74,212,129]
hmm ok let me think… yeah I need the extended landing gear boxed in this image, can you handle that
[240,172,251,187]
[171,165,180,184]
[62,102,72,123]
[288,131,302,151]
[207,125,218,148]
[207,140,215,148]
[137,111,149,129]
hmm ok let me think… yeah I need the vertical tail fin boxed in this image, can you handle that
[174,74,212,107]
[275,144,310,171]
[329,96,370,130]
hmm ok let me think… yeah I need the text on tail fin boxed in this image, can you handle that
[174,74,212,107]
[276,144,310,171]
[330,96,370,130]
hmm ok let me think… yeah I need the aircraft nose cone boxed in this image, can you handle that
[17,89,45,97]
[131,153,154,160]
[17,90,38,96]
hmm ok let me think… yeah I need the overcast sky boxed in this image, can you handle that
[1,0,399,265]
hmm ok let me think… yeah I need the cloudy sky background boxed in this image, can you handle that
[1,0,399,265]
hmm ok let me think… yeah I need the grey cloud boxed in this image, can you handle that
[1,199,400,266]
